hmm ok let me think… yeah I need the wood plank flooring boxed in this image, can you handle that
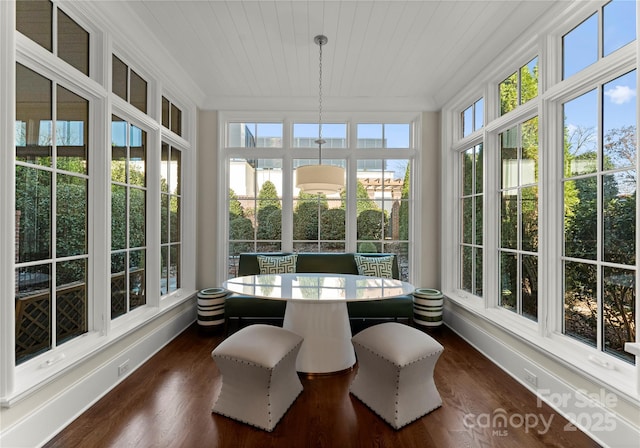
[44,322,600,448]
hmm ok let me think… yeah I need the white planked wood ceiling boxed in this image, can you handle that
[114,0,557,111]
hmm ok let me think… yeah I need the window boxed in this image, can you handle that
[462,99,484,138]
[444,1,637,394]
[499,118,539,321]
[562,70,636,363]
[162,96,182,136]
[161,144,182,295]
[293,123,347,148]
[16,0,89,76]
[499,57,538,115]
[228,158,284,276]
[15,63,89,364]
[228,122,283,148]
[460,143,483,296]
[112,55,148,114]
[225,119,414,281]
[355,159,410,274]
[111,116,147,319]
[563,0,636,79]
[356,123,410,148]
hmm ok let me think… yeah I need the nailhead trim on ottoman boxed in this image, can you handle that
[349,322,444,429]
[211,324,304,431]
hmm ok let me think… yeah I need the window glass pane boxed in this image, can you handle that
[320,204,345,244]
[16,264,51,364]
[564,89,598,176]
[603,70,636,171]
[603,0,636,57]
[56,85,88,174]
[129,250,145,310]
[384,124,410,148]
[522,117,538,185]
[521,186,538,252]
[16,0,52,51]
[161,194,169,245]
[16,166,51,262]
[474,248,483,296]
[111,116,127,183]
[162,97,170,128]
[294,198,321,244]
[563,14,598,79]
[169,245,180,292]
[57,9,89,76]
[462,246,472,292]
[462,148,473,195]
[294,123,346,148]
[564,261,597,346]
[111,184,126,250]
[520,57,538,104]
[462,107,473,138]
[462,197,473,244]
[111,252,126,319]
[161,246,169,295]
[603,171,636,265]
[171,148,181,195]
[474,98,484,131]
[56,174,87,257]
[256,123,283,147]
[476,143,484,194]
[501,127,518,189]
[170,197,181,243]
[171,104,182,136]
[522,255,538,320]
[501,190,518,249]
[499,72,518,115]
[16,64,52,165]
[603,266,635,362]
[564,177,597,260]
[129,69,147,113]
[56,258,87,344]
[500,252,517,312]
[130,125,146,187]
[161,143,169,193]
[129,188,146,248]
[357,124,383,148]
[475,197,483,246]
[112,55,127,101]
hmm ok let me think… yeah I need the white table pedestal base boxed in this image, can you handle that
[283,301,356,374]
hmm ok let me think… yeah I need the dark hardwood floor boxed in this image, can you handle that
[44,321,600,448]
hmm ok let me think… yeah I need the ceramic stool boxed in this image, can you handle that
[350,322,443,429]
[211,324,303,431]
[197,287,228,332]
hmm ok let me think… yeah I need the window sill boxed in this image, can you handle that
[443,289,639,404]
[2,289,196,408]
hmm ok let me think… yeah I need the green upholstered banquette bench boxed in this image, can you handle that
[225,252,414,326]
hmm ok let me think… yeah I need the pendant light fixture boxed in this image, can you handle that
[296,35,345,195]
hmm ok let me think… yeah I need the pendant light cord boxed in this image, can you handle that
[315,35,326,165]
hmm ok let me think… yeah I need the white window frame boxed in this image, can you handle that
[217,111,420,284]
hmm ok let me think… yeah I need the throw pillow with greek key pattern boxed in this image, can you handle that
[257,254,298,274]
[354,255,394,278]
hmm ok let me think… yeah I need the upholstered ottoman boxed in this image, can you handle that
[211,324,304,431]
[350,322,444,429]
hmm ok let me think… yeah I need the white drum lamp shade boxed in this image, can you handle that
[296,164,345,195]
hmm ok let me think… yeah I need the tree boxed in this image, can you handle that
[257,181,281,240]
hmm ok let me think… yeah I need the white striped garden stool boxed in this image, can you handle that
[197,287,228,332]
[412,288,444,329]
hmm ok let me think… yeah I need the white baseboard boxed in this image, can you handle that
[0,304,196,448]
[444,307,640,448]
